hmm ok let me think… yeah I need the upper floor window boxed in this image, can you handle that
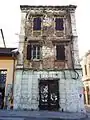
[89,64,90,74]
[27,43,41,60]
[56,45,65,60]
[55,18,64,31]
[33,17,41,30]
[85,65,87,75]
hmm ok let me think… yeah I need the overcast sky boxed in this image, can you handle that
[0,0,89,57]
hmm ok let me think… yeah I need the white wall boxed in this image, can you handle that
[14,69,85,112]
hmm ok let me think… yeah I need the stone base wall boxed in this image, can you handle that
[14,69,85,112]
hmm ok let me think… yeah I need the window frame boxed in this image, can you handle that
[27,42,41,61]
[31,44,41,60]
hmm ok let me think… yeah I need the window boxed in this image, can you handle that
[27,44,41,60]
[0,70,7,85]
[56,45,65,60]
[85,65,87,75]
[89,64,90,74]
[33,17,41,30]
[55,18,64,30]
[86,86,90,104]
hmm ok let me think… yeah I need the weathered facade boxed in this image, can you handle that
[14,5,85,112]
[80,51,90,105]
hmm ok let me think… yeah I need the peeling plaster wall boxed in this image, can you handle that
[18,12,26,66]
[18,6,76,70]
[14,69,85,112]
[70,11,81,69]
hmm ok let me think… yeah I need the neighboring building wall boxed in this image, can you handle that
[14,5,85,112]
[0,59,13,83]
[0,57,16,108]
[0,58,14,91]
[81,52,90,105]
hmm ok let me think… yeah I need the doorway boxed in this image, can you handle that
[39,79,59,111]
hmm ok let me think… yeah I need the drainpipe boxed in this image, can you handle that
[70,35,79,80]
[11,49,19,109]
[12,53,15,95]
[11,52,16,109]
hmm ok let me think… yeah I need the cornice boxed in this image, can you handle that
[20,5,77,11]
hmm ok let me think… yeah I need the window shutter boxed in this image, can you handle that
[55,18,64,30]
[85,65,87,75]
[56,45,65,60]
[27,45,31,60]
[33,17,41,30]
[56,45,60,60]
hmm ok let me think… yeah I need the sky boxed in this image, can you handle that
[0,0,90,58]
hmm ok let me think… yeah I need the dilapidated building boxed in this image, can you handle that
[14,5,85,112]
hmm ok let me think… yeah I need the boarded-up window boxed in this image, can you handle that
[55,18,64,30]
[27,44,41,60]
[33,17,41,30]
[56,45,65,60]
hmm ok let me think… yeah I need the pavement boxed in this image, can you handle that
[85,105,90,112]
[0,110,87,120]
[85,105,90,120]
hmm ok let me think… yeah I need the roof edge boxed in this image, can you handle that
[20,5,77,10]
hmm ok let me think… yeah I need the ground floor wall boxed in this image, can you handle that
[13,69,85,112]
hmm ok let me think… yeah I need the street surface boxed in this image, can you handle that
[0,117,52,120]
[0,106,90,120]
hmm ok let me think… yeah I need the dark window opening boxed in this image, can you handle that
[86,86,90,104]
[0,70,7,109]
[27,43,41,60]
[83,87,86,104]
[27,44,31,60]
[56,45,65,60]
[33,17,41,30]
[55,18,64,30]
[85,65,87,75]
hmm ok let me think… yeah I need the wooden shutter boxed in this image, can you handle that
[33,17,41,30]
[55,18,64,30]
[27,45,31,60]
[56,45,65,60]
